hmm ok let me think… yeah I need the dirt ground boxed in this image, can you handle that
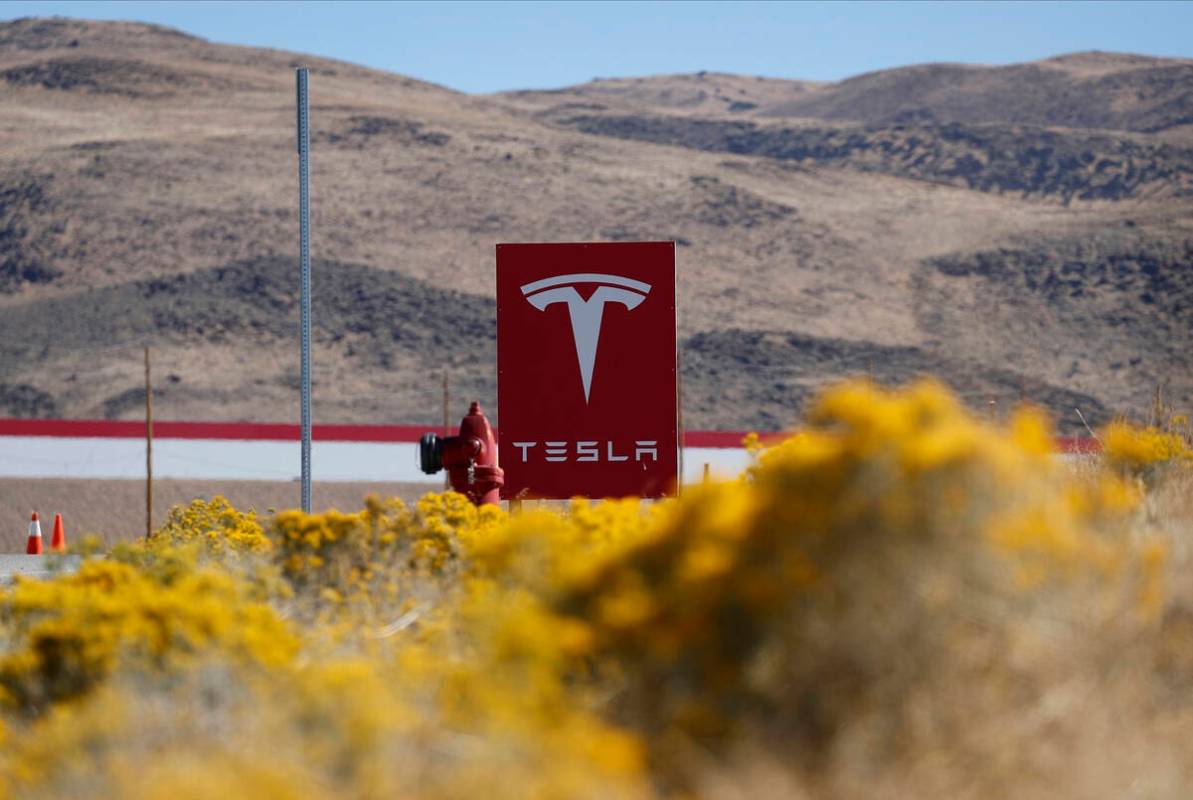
[0,478,437,551]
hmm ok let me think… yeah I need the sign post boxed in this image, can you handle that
[296,68,312,513]
[497,242,678,499]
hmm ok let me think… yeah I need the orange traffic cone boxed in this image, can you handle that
[26,512,43,555]
[50,513,66,553]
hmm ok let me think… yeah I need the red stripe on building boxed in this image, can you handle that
[0,419,428,442]
[681,431,786,448]
[682,431,1101,453]
[1054,436,1102,455]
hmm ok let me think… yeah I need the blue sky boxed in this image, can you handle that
[3,1,1191,92]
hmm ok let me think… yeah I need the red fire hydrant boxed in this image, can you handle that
[418,401,505,506]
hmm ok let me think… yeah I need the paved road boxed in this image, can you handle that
[0,554,82,582]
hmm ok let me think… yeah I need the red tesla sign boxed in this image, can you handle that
[497,242,678,499]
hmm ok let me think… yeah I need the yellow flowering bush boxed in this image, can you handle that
[106,497,287,602]
[272,492,506,587]
[0,379,1189,799]
[0,560,297,714]
[1102,419,1191,478]
[553,382,1160,769]
[151,495,272,555]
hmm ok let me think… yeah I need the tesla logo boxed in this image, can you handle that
[521,273,651,402]
[510,439,659,463]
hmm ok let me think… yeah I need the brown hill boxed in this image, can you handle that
[761,52,1193,133]
[507,52,1193,133]
[0,18,1190,433]
[501,71,824,117]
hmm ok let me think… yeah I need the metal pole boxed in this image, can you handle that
[144,346,153,539]
[297,68,312,513]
